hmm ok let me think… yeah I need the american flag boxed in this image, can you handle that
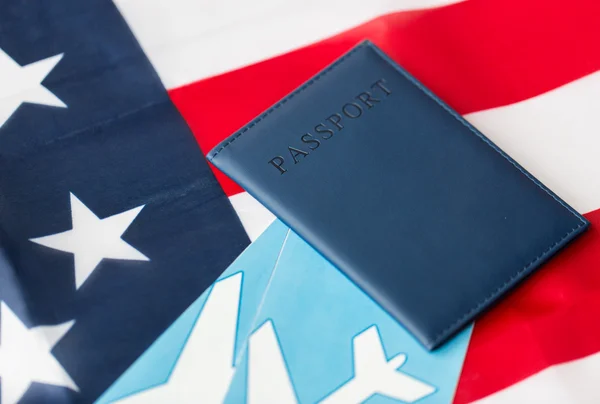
[0,1,249,403]
[1,0,599,403]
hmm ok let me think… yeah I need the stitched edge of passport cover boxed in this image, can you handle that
[208,40,589,347]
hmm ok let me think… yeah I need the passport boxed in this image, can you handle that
[207,41,589,349]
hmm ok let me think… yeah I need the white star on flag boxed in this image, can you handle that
[30,193,149,289]
[0,48,66,129]
[0,302,78,404]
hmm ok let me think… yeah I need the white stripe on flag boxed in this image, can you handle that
[114,0,465,88]
[466,70,600,215]
[472,351,600,404]
[229,192,275,241]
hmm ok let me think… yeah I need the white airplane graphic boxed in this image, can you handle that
[246,322,435,404]
[114,273,242,403]
[247,320,298,404]
[319,325,436,404]
[113,273,435,404]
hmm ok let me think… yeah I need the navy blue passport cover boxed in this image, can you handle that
[207,41,589,349]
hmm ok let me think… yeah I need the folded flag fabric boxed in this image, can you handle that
[224,230,471,404]
[0,1,249,403]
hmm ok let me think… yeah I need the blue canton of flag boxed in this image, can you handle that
[0,1,249,403]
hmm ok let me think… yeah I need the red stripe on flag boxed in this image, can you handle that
[454,208,600,403]
[169,0,600,197]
